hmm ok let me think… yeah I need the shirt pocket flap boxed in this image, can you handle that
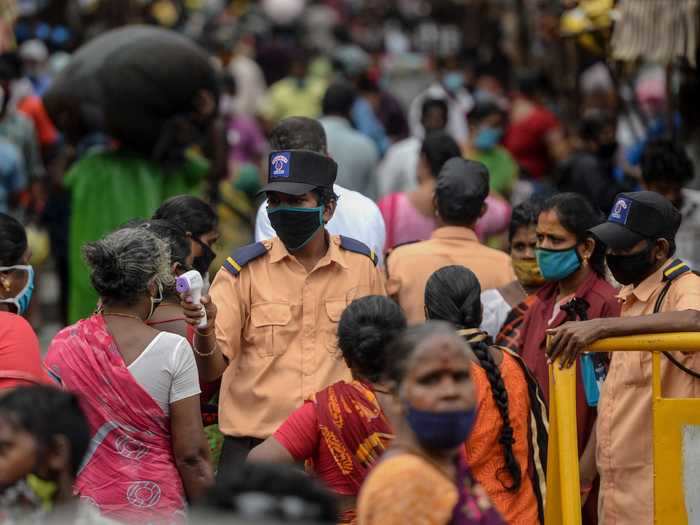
[251,302,291,327]
[325,300,347,322]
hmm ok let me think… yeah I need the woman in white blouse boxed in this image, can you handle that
[45,226,212,524]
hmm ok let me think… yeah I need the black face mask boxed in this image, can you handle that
[267,205,324,252]
[606,242,655,285]
[193,238,216,277]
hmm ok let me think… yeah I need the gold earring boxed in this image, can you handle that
[1,279,10,292]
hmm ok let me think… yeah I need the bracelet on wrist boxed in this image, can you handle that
[193,339,215,357]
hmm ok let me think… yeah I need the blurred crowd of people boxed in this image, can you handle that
[2,0,700,524]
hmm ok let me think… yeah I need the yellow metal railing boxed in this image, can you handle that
[545,333,700,525]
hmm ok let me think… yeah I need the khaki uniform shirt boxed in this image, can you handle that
[597,260,700,524]
[387,226,516,323]
[210,235,386,439]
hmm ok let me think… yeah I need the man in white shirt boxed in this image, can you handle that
[254,117,386,265]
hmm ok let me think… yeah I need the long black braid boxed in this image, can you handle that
[425,265,522,492]
[469,337,522,491]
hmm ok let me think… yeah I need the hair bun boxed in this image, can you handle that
[83,242,119,277]
[83,241,124,295]
[355,325,384,357]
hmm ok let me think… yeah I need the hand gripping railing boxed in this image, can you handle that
[545,333,700,525]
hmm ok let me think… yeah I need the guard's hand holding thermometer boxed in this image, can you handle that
[176,270,207,328]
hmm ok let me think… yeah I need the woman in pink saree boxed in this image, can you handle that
[45,227,213,524]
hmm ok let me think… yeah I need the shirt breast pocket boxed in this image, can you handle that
[622,353,651,387]
[249,302,292,358]
[324,299,346,356]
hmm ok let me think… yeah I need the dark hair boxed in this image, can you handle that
[337,296,407,383]
[386,321,466,387]
[0,52,21,81]
[468,101,505,125]
[131,219,191,269]
[424,266,521,492]
[515,70,551,99]
[421,131,462,178]
[421,98,449,121]
[219,71,237,95]
[509,197,544,242]
[269,117,327,153]
[322,83,356,118]
[641,138,694,186]
[541,193,606,276]
[0,213,27,266]
[197,463,338,523]
[0,386,90,477]
[579,111,615,143]
[153,195,218,239]
[355,73,379,94]
[312,187,339,206]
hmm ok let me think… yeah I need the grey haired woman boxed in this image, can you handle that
[45,227,213,524]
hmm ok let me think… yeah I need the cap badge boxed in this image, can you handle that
[609,197,631,224]
[271,152,290,178]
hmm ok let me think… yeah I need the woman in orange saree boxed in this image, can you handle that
[425,266,548,524]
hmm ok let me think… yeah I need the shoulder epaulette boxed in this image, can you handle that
[339,235,377,266]
[222,242,269,276]
[663,259,691,282]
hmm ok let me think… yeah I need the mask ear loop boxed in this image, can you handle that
[147,282,164,321]
[0,266,33,314]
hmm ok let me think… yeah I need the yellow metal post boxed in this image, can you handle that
[545,333,700,525]
[545,362,582,525]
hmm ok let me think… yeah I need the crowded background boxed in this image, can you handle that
[2,0,700,524]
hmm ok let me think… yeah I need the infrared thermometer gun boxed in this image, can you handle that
[176,270,207,328]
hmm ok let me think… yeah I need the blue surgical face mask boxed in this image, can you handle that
[442,71,464,92]
[535,246,582,282]
[473,126,503,150]
[405,404,477,450]
[0,265,34,315]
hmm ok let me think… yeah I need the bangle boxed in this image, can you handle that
[193,339,215,357]
[580,484,594,496]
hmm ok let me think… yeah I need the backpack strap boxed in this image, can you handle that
[339,236,378,266]
[653,259,700,379]
[654,259,692,313]
[222,242,269,276]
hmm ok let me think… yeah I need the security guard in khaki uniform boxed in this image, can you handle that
[187,149,386,470]
[387,157,516,323]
